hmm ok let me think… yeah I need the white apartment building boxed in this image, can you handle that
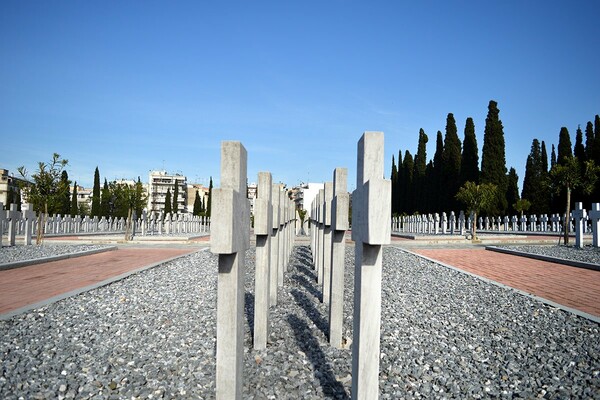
[147,171,187,214]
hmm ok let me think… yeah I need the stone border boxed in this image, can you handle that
[397,246,600,324]
[485,245,600,272]
[0,246,118,271]
[0,248,205,321]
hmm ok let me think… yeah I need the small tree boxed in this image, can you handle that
[513,199,531,220]
[206,176,213,217]
[550,157,598,245]
[455,181,497,240]
[173,181,179,214]
[193,190,202,216]
[164,188,172,216]
[18,153,69,244]
[91,167,101,217]
[71,182,78,217]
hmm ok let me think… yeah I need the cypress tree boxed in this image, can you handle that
[413,129,428,213]
[391,155,399,215]
[481,100,508,214]
[541,141,549,173]
[59,170,71,215]
[91,167,101,217]
[71,182,78,217]
[206,177,213,217]
[551,144,557,170]
[164,188,172,215]
[100,179,111,217]
[396,150,403,213]
[424,161,434,213]
[522,139,548,214]
[173,180,179,214]
[574,126,586,163]
[506,167,520,215]
[193,191,202,216]
[557,127,573,165]
[460,117,479,185]
[402,151,414,214]
[585,121,595,161]
[540,141,551,213]
[442,113,462,212]
[134,177,145,216]
[432,131,444,212]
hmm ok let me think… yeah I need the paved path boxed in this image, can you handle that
[0,248,195,316]
[412,248,600,318]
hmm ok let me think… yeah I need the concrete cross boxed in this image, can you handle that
[519,215,527,231]
[210,141,250,400]
[329,167,349,348]
[21,205,36,245]
[529,214,537,232]
[6,204,21,246]
[351,131,390,400]
[0,202,5,247]
[322,181,334,304]
[540,214,549,232]
[449,211,456,234]
[589,203,600,247]
[572,202,587,249]
[253,172,272,350]
[270,184,281,304]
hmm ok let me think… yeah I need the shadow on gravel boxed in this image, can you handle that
[287,314,349,400]
[245,291,254,342]
[290,289,328,339]
[291,274,322,301]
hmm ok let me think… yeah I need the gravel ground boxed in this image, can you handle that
[1,246,598,399]
[495,244,600,265]
[0,245,114,264]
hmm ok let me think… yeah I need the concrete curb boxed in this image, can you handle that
[0,248,206,321]
[485,246,600,272]
[396,246,600,324]
[0,246,118,271]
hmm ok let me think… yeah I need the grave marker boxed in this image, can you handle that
[589,203,600,247]
[210,141,250,400]
[573,202,586,249]
[351,132,390,399]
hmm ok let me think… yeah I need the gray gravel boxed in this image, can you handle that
[496,244,600,265]
[0,244,114,264]
[1,246,598,399]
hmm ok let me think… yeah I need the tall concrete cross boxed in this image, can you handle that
[7,204,21,246]
[22,205,36,246]
[210,141,250,400]
[589,203,600,247]
[572,202,587,249]
[254,172,273,350]
[351,131,391,400]
[322,181,334,304]
[329,167,348,348]
[269,183,280,305]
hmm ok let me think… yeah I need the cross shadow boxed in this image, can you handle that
[290,289,328,339]
[287,314,349,399]
[244,291,254,342]
[291,274,322,302]
[296,262,318,281]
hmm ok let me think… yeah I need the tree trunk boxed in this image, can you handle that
[472,211,477,240]
[36,203,48,245]
[564,185,571,245]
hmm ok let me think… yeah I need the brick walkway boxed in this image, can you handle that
[413,248,600,318]
[0,248,195,315]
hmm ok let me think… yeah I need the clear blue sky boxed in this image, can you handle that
[2,1,599,192]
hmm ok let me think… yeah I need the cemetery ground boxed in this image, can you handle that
[0,235,599,399]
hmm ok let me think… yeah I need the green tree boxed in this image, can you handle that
[134,177,146,216]
[574,126,586,162]
[402,151,414,213]
[480,100,508,214]
[59,170,71,216]
[71,182,78,217]
[460,117,479,186]
[442,113,462,211]
[193,190,202,216]
[173,180,179,214]
[100,179,111,217]
[164,188,172,216]
[521,139,549,214]
[557,127,573,165]
[432,131,444,212]
[206,176,213,217]
[585,121,595,161]
[455,181,497,240]
[551,144,557,170]
[413,129,428,212]
[513,198,531,219]
[17,153,69,244]
[91,167,101,217]
[390,155,399,215]
[550,158,599,244]
[506,167,520,215]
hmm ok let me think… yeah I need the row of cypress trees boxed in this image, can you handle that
[391,100,511,216]
[391,100,600,217]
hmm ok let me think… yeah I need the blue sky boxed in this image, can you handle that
[1,1,599,192]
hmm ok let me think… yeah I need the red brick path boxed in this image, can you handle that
[413,248,600,318]
[0,248,195,315]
